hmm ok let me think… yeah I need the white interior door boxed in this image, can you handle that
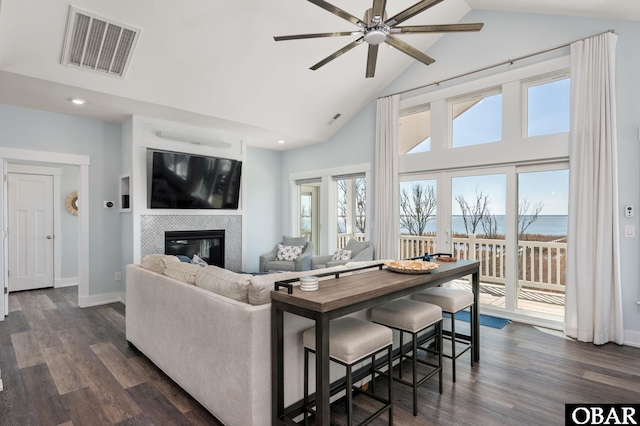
[8,173,54,292]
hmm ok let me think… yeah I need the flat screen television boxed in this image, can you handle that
[148,149,242,209]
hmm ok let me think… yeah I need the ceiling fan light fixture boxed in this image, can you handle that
[364,29,387,45]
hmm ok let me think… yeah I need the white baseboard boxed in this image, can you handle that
[78,292,125,308]
[624,329,640,348]
[55,277,78,288]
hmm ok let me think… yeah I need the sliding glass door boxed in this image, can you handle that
[400,163,567,323]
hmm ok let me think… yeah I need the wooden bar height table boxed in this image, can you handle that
[271,259,480,426]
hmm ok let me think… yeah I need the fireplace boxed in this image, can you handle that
[165,230,225,268]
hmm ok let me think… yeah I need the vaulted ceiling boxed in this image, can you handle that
[0,0,639,150]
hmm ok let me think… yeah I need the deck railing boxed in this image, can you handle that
[399,234,566,293]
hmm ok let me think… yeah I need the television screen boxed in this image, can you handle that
[148,150,242,209]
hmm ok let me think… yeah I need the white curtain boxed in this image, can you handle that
[565,32,624,345]
[373,95,400,260]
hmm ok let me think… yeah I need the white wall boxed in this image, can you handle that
[279,11,640,340]
[0,104,123,298]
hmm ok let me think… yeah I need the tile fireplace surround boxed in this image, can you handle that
[139,214,242,271]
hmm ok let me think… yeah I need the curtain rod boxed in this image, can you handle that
[381,29,615,99]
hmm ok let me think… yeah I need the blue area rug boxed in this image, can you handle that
[444,311,510,329]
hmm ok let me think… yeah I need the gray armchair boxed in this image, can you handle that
[311,238,374,269]
[259,236,315,272]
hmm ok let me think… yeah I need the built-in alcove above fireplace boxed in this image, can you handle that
[139,214,242,271]
[165,230,225,268]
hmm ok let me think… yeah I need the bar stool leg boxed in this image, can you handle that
[346,364,353,426]
[399,331,404,379]
[371,353,376,394]
[438,321,443,394]
[451,312,457,383]
[470,305,475,367]
[412,332,418,416]
[388,345,393,425]
[304,348,309,426]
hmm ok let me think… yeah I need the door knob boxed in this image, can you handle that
[46,235,52,239]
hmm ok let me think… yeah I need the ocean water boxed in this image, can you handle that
[400,215,568,236]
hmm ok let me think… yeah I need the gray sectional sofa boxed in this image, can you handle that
[125,255,384,426]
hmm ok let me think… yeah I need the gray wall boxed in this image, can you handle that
[279,11,640,337]
[59,164,79,279]
[0,104,123,297]
[245,146,283,271]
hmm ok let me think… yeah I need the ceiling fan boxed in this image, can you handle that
[274,0,484,78]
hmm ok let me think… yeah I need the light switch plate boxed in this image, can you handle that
[625,225,635,237]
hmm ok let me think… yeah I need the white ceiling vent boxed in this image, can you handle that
[61,6,141,78]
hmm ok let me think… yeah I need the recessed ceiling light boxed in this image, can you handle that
[278,140,285,144]
[70,98,86,105]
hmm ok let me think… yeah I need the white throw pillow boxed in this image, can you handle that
[163,262,201,284]
[191,253,208,267]
[331,249,352,261]
[276,244,304,261]
[195,265,251,303]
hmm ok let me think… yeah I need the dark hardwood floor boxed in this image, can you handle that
[1,286,639,425]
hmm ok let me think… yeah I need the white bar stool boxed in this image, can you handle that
[371,298,443,416]
[302,317,393,426]
[412,287,474,383]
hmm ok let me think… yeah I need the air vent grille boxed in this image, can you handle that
[62,7,141,78]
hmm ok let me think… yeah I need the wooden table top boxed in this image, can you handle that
[271,259,479,313]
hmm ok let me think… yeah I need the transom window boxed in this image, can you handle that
[525,74,570,138]
[451,90,502,148]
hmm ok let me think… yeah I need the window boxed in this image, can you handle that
[526,75,570,137]
[399,106,431,154]
[335,175,366,249]
[451,90,502,148]
[399,178,437,257]
[397,57,571,327]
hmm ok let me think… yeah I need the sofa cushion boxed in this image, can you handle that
[283,235,307,247]
[163,262,201,284]
[344,239,371,257]
[249,266,347,305]
[141,254,180,274]
[195,265,251,303]
[276,244,304,261]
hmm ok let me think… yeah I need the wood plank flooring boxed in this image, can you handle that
[1,286,640,425]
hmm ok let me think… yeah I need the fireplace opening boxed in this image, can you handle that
[164,230,225,268]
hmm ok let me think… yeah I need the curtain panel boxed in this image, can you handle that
[565,32,624,345]
[373,95,400,260]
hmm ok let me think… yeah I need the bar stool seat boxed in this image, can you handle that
[412,287,474,383]
[303,317,393,426]
[371,299,443,416]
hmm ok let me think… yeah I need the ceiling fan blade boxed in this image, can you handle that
[307,0,365,27]
[385,35,435,66]
[274,31,356,42]
[371,0,387,19]
[365,44,379,78]
[394,23,484,34]
[386,0,445,26]
[310,37,364,71]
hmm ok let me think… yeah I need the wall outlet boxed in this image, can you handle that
[115,271,122,281]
